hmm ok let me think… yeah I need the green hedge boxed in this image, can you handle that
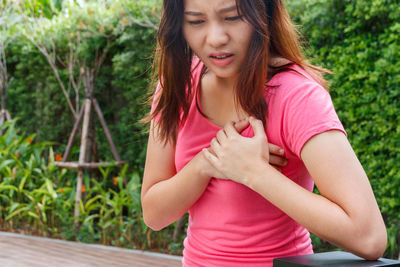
[7,0,158,171]
[288,0,400,258]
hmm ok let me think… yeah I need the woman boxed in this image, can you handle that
[141,0,387,266]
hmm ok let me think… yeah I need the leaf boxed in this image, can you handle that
[0,184,18,192]
[83,214,99,225]
[84,195,102,212]
[18,173,29,192]
[6,206,27,221]
[0,160,15,170]
[45,179,57,199]
[27,211,40,219]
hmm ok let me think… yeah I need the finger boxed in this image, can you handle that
[249,116,266,139]
[210,137,223,156]
[224,121,241,137]
[272,165,282,173]
[202,148,219,167]
[210,137,220,147]
[269,155,288,167]
[207,145,217,156]
[216,129,227,143]
[268,143,285,156]
[202,149,226,179]
[233,117,249,133]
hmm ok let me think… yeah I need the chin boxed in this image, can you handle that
[209,67,239,80]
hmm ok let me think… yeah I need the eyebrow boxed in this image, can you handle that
[184,5,237,16]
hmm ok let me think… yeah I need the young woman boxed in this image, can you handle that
[141,0,387,266]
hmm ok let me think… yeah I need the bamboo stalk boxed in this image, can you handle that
[63,106,85,162]
[55,161,124,170]
[74,169,84,225]
[0,110,5,123]
[74,99,92,224]
[5,110,10,121]
[93,99,121,162]
[78,99,91,164]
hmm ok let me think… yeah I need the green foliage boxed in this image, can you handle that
[6,0,159,169]
[0,120,177,253]
[287,0,400,258]
[12,0,60,19]
[0,120,62,233]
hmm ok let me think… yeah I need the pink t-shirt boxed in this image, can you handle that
[154,59,346,266]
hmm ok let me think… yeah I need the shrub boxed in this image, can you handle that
[288,0,400,258]
[0,120,178,253]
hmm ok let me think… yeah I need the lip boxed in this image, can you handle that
[209,52,234,67]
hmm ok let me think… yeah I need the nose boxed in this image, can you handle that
[206,22,229,48]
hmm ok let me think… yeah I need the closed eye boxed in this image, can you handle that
[225,15,242,21]
[188,20,205,25]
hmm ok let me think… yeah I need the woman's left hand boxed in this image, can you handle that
[202,117,271,186]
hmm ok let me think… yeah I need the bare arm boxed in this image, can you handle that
[204,118,387,260]
[141,121,212,231]
[298,131,387,258]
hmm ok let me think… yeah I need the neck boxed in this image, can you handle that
[213,73,239,93]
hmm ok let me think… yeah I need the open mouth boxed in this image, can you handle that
[209,53,234,67]
[210,54,233,59]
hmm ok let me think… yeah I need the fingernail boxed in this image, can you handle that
[279,149,284,155]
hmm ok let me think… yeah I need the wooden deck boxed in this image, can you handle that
[0,231,182,267]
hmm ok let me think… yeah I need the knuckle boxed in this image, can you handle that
[270,144,279,152]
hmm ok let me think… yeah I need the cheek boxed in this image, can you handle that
[183,27,201,53]
[237,24,254,51]
[242,24,254,44]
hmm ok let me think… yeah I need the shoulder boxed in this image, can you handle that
[266,64,329,103]
[266,65,345,157]
[268,64,324,90]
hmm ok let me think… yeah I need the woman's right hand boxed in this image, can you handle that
[234,118,287,170]
[200,117,287,179]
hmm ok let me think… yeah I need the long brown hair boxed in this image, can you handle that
[144,0,330,143]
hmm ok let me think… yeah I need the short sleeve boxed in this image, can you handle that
[282,81,346,158]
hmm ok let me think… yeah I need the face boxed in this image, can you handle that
[182,0,254,81]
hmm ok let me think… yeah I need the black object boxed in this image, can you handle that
[273,251,400,267]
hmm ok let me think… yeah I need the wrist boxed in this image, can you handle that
[245,161,277,191]
[193,151,212,183]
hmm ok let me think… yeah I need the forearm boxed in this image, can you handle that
[142,153,210,231]
[247,164,385,260]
